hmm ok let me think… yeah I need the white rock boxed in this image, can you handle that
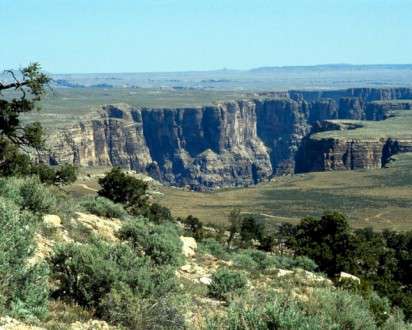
[180,264,192,272]
[180,236,197,258]
[276,269,294,277]
[43,214,63,228]
[339,272,361,284]
[199,276,212,285]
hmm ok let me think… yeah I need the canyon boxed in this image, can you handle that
[46,88,412,190]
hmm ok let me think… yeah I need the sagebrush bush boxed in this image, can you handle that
[198,238,229,259]
[0,176,56,214]
[232,249,318,272]
[49,238,179,310]
[207,287,400,330]
[118,220,183,266]
[0,197,49,321]
[209,268,247,300]
[269,255,318,272]
[99,284,186,330]
[80,196,128,219]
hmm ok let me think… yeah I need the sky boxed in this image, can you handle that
[1,0,412,73]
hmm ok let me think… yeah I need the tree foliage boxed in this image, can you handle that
[98,167,148,210]
[0,64,49,159]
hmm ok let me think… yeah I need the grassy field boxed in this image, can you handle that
[66,153,412,231]
[313,109,412,141]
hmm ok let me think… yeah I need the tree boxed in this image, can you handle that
[183,215,204,240]
[0,63,50,174]
[98,167,148,210]
[292,212,352,276]
[240,216,264,247]
[227,208,241,246]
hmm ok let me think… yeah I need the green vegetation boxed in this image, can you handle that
[207,288,407,330]
[208,268,247,300]
[0,168,411,328]
[0,176,57,214]
[0,197,48,322]
[281,212,412,321]
[118,220,183,267]
[80,196,128,219]
[148,152,412,231]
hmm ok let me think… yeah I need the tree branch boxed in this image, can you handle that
[0,80,30,91]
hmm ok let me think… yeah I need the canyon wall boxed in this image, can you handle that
[47,88,412,189]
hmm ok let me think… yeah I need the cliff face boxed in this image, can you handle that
[47,88,412,189]
[295,136,412,173]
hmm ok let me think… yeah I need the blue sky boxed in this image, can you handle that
[1,0,411,73]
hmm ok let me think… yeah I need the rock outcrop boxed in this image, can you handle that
[46,88,412,189]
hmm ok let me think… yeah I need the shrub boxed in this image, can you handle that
[99,285,186,330]
[198,238,228,259]
[208,268,247,300]
[232,252,258,270]
[141,202,173,224]
[80,196,128,219]
[19,177,57,214]
[0,176,56,214]
[49,239,178,310]
[118,220,183,266]
[208,288,392,330]
[0,197,48,321]
[54,163,77,185]
[98,167,148,209]
[268,255,318,272]
[232,250,318,272]
[33,163,77,186]
[183,215,204,241]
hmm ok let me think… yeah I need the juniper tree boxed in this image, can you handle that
[0,63,50,175]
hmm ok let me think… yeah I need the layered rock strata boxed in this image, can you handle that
[46,88,412,189]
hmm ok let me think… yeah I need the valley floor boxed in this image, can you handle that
[66,153,412,231]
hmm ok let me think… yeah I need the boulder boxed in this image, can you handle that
[339,272,361,284]
[180,236,197,258]
[74,212,122,242]
[199,276,212,285]
[43,214,63,228]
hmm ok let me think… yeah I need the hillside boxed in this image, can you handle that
[1,172,411,329]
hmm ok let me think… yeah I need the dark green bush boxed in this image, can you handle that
[141,202,173,224]
[80,196,128,219]
[98,167,148,209]
[33,163,77,186]
[183,215,204,240]
[209,268,247,300]
[239,216,263,246]
[118,220,183,266]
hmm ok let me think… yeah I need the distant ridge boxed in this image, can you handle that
[250,64,412,72]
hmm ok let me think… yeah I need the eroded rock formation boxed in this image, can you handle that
[46,88,412,189]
